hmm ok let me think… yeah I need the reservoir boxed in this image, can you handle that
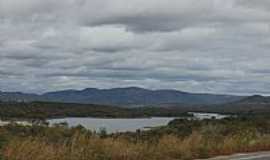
[48,117,175,133]
[47,112,229,133]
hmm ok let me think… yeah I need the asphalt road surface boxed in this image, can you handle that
[199,152,270,160]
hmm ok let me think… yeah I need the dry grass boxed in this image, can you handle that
[4,130,270,160]
[3,118,270,160]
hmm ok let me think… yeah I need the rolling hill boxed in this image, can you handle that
[0,87,243,106]
[190,95,270,115]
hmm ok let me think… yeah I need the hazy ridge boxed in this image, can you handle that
[0,87,242,106]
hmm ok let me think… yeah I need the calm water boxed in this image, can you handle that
[48,117,175,133]
[188,112,230,120]
[47,113,229,133]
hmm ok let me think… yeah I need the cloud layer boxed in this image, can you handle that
[0,0,270,95]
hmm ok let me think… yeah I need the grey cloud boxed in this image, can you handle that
[0,0,270,95]
[237,0,270,11]
[0,70,22,76]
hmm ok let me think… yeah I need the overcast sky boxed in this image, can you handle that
[0,0,270,95]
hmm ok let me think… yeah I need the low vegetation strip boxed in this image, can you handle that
[0,101,191,119]
[1,117,270,160]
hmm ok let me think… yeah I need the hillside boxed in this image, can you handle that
[189,95,270,115]
[237,95,270,104]
[0,87,242,106]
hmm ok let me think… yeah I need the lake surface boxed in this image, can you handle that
[188,112,230,120]
[47,113,230,133]
[48,117,175,133]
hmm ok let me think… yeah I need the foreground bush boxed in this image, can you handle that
[3,117,270,160]
[3,131,270,160]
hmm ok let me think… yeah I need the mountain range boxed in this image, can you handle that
[199,95,270,114]
[0,87,243,106]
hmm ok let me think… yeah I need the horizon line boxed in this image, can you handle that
[0,86,268,97]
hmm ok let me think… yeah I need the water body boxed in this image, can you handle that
[48,117,175,133]
[47,113,230,133]
[0,120,32,126]
[188,112,230,120]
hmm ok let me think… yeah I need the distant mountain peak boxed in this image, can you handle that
[0,87,243,106]
[82,88,100,92]
[239,95,270,104]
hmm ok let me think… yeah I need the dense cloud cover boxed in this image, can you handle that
[0,0,270,95]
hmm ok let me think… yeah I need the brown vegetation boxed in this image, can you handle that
[3,118,270,160]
